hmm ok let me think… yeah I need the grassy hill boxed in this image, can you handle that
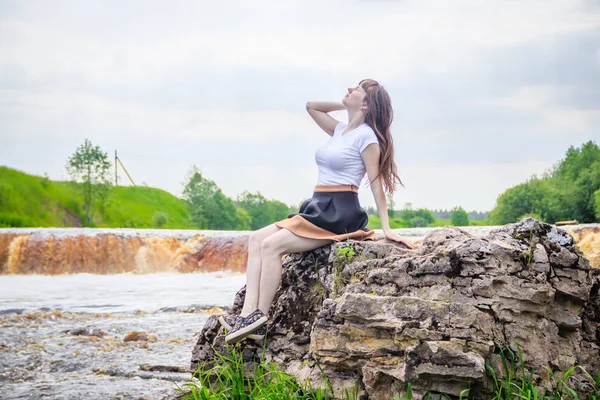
[0,166,191,228]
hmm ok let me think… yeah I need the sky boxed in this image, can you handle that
[1,0,599,212]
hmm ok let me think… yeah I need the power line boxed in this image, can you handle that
[122,152,313,168]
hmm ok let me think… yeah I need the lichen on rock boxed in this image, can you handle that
[191,218,600,399]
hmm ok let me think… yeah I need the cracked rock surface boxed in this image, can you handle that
[191,218,600,399]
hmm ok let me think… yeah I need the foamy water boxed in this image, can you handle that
[0,272,246,314]
[0,272,246,400]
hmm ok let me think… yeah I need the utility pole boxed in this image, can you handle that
[114,150,135,187]
[115,152,136,187]
[115,150,118,186]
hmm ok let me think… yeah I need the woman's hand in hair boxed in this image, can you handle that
[306,101,345,137]
[383,229,414,249]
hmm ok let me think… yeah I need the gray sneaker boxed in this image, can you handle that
[248,324,267,341]
[217,314,238,331]
[225,309,267,344]
[218,314,266,342]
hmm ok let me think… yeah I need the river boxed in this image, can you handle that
[0,272,245,399]
[0,224,597,399]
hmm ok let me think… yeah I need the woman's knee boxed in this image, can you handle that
[249,224,281,253]
[248,231,263,253]
[260,236,283,258]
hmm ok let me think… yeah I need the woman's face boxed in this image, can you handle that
[342,84,367,111]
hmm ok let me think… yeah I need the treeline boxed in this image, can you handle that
[63,139,487,231]
[490,141,600,225]
[430,209,488,221]
[366,205,479,228]
[21,138,598,231]
[183,166,294,230]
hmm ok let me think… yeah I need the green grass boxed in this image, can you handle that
[367,215,491,230]
[98,185,191,228]
[178,343,599,400]
[485,344,600,400]
[431,218,491,227]
[0,166,191,228]
[367,215,411,230]
[180,345,343,400]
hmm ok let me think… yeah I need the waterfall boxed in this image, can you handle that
[0,224,597,275]
[0,229,249,274]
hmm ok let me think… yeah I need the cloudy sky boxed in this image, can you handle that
[1,0,599,212]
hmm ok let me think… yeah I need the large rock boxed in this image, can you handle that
[191,219,600,399]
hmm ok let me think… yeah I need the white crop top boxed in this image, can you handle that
[315,122,380,187]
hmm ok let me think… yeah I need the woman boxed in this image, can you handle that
[219,78,413,344]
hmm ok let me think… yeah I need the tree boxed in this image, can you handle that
[365,206,377,216]
[183,166,215,228]
[66,139,111,226]
[235,208,252,230]
[182,166,238,230]
[210,191,238,230]
[387,193,396,218]
[489,178,547,224]
[595,189,600,220]
[450,206,469,226]
[236,191,291,230]
[397,207,435,227]
[412,208,435,227]
[552,141,600,222]
[489,141,600,224]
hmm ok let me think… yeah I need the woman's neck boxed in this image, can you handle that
[346,110,365,130]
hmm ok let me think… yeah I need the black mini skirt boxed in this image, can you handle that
[275,190,374,241]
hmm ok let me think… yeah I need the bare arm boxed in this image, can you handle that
[306,101,345,136]
[361,144,414,249]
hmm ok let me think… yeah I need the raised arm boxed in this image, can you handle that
[361,144,414,249]
[306,101,345,137]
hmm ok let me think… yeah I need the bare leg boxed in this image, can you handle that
[240,223,281,316]
[258,229,332,315]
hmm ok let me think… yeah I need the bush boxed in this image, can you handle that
[0,213,36,228]
[397,208,435,227]
[518,213,543,222]
[450,206,469,226]
[152,211,169,228]
[40,173,51,189]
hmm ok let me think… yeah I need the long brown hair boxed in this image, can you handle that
[359,78,403,193]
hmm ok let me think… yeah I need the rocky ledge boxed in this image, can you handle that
[191,219,600,399]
